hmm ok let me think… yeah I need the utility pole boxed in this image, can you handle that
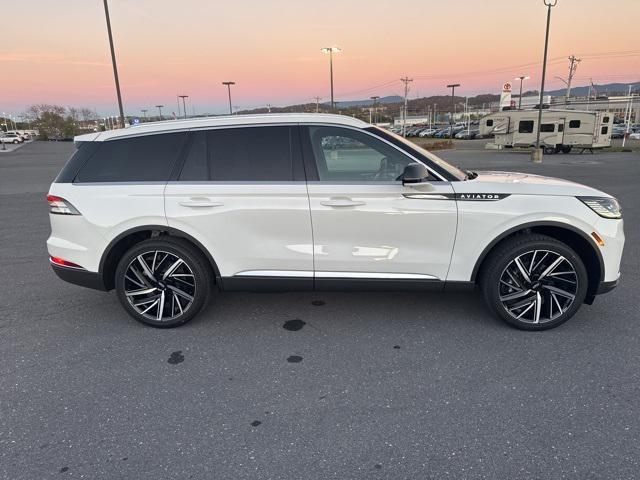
[102,0,125,129]
[178,95,188,119]
[141,109,148,121]
[321,47,341,109]
[446,83,460,139]
[370,96,380,124]
[533,0,557,164]
[222,81,235,115]
[156,105,164,121]
[565,54,581,102]
[400,77,413,137]
[313,96,322,113]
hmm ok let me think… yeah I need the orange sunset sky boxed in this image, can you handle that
[2,0,639,116]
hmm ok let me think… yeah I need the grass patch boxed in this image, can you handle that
[407,137,454,151]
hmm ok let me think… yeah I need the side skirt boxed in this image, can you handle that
[220,276,476,293]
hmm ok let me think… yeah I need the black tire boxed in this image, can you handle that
[114,237,213,328]
[561,146,572,154]
[543,146,555,155]
[480,234,588,330]
[13,140,19,144]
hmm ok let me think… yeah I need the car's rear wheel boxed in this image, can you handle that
[115,237,213,328]
[480,234,588,330]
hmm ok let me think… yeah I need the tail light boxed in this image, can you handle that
[47,195,80,215]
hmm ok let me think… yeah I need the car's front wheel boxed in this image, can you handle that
[115,237,213,328]
[480,234,588,330]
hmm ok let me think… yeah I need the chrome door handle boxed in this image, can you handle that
[320,198,366,207]
[178,200,223,208]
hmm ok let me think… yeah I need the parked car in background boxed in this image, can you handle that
[455,129,480,139]
[0,132,24,144]
[611,127,626,139]
[418,128,438,137]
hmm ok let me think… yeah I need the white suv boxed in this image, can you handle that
[47,114,624,330]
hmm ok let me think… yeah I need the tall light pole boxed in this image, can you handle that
[156,105,164,121]
[141,109,148,121]
[446,83,460,139]
[222,81,235,115]
[321,47,341,109]
[102,0,125,129]
[370,96,380,124]
[533,0,558,164]
[515,75,530,109]
[178,95,189,119]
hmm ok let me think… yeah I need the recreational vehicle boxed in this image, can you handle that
[479,109,613,153]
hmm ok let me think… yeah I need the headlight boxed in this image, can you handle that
[578,196,622,219]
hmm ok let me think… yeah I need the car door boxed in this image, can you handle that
[301,125,458,288]
[164,125,313,290]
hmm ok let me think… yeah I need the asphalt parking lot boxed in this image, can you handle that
[1,141,639,479]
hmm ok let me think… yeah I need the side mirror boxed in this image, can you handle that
[402,163,429,184]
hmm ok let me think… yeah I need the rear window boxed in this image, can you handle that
[603,116,610,123]
[74,133,188,183]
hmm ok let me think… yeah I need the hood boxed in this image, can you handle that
[456,171,608,197]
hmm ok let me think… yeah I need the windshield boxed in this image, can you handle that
[368,126,467,181]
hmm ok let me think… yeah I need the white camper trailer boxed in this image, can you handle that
[479,109,613,153]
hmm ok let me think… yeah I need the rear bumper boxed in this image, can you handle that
[596,279,618,295]
[51,263,107,291]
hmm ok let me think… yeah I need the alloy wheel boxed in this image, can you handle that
[498,249,578,324]
[123,250,196,322]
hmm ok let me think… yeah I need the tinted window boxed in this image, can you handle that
[518,120,534,133]
[55,141,100,183]
[75,133,187,182]
[307,126,417,182]
[603,116,610,123]
[540,123,555,132]
[180,126,293,181]
[601,126,608,134]
[486,119,494,127]
[569,120,581,128]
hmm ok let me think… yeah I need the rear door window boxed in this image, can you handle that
[75,132,188,182]
[179,126,299,181]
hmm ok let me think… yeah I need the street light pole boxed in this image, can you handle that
[141,109,148,121]
[102,0,125,129]
[515,75,530,109]
[321,47,341,110]
[156,105,164,121]
[446,83,460,139]
[533,0,557,164]
[178,95,189,119]
[222,82,235,115]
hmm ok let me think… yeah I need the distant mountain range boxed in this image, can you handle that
[334,96,403,108]
[546,81,640,97]
[329,82,640,108]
